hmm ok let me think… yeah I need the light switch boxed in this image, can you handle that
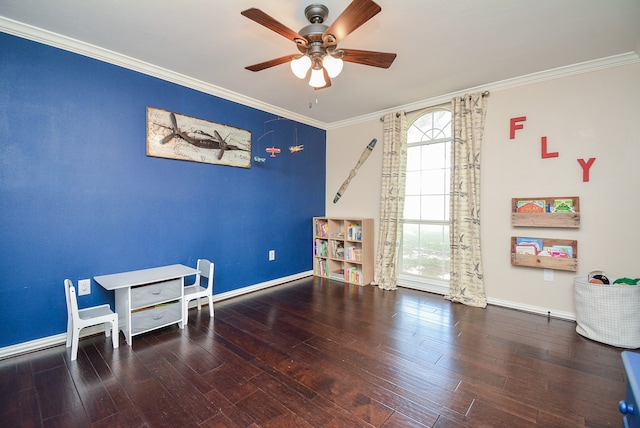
[78,279,91,295]
[543,269,554,282]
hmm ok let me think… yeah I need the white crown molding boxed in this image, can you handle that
[328,51,640,130]
[0,16,327,130]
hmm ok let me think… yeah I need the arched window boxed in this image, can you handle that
[399,108,451,284]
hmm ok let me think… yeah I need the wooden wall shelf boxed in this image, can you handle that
[511,196,580,228]
[510,237,578,271]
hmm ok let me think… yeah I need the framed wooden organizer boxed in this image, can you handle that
[511,236,578,271]
[313,217,373,286]
[511,196,580,228]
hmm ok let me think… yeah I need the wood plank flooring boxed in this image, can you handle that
[0,276,628,427]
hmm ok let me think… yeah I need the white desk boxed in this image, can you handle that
[95,264,198,345]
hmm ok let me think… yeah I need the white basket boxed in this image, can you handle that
[574,277,640,348]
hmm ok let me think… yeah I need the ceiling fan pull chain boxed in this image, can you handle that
[308,94,320,108]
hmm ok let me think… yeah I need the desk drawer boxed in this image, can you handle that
[131,278,181,309]
[131,302,181,335]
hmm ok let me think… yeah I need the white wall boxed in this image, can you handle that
[325,119,384,249]
[327,62,640,318]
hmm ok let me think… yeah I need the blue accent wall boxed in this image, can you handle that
[0,33,326,348]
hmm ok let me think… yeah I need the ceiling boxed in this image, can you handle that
[1,0,639,128]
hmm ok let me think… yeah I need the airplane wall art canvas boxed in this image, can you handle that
[146,107,252,168]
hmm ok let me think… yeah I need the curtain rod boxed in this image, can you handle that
[380,91,490,121]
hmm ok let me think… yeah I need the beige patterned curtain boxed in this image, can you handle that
[445,93,488,308]
[372,112,407,290]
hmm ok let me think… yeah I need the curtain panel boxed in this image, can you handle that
[445,93,488,308]
[372,112,407,290]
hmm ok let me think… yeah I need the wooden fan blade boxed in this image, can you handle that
[241,8,307,46]
[323,0,381,43]
[341,49,397,68]
[315,68,332,90]
[245,55,296,72]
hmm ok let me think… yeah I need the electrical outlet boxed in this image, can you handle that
[543,269,554,282]
[269,250,275,261]
[78,279,91,295]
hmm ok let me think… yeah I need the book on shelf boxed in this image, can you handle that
[346,246,362,262]
[331,241,344,259]
[347,267,362,284]
[315,259,328,276]
[552,199,575,213]
[549,245,573,257]
[347,223,362,240]
[329,269,344,280]
[515,244,537,255]
[315,220,328,238]
[516,200,545,213]
[514,237,543,254]
[314,239,328,257]
[540,245,573,258]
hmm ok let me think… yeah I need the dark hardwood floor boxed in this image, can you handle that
[0,276,628,427]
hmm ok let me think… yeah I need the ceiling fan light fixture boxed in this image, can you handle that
[242,1,397,90]
[322,54,343,78]
[308,67,326,88]
[290,55,312,79]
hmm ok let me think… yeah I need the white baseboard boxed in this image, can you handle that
[486,297,575,321]
[397,278,576,321]
[0,271,313,360]
[211,271,312,302]
[0,332,72,359]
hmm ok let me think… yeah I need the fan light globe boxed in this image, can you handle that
[290,55,312,79]
[322,55,343,78]
[308,68,326,88]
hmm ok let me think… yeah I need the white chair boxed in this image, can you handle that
[64,279,119,361]
[183,259,214,323]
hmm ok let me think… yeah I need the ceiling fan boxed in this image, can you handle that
[241,0,397,89]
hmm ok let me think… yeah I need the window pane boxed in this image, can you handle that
[443,224,450,249]
[407,125,423,144]
[420,224,440,250]
[433,110,451,138]
[445,140,451,165]
[400,222,450,279]
[421,143,445,170]
[405,171,421,195]
[401,223,422,276]
[406,146,421,170]
[404,195,420,220]
[444,168,451,194]
[421,169,445,195]
[413,115,433,136]
[444,195,450,221]
[421,195,445,221]
[419,224,450,279]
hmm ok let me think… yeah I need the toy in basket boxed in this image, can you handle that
[587,269,609,284]
[574,270,640,348]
